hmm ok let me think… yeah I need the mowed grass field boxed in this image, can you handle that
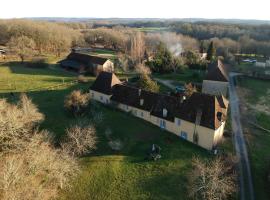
[239,78,270,200]
[0,62,210,200]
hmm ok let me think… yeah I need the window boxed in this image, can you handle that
[141,112,144,117]
[91,92,94,97]
[134,110,137,116]
[180,131,188,140]
[126,105,129,110]
[176,119,181,126]
[100,96,103,101]
[160,120,166,129]
[106,99,109,104]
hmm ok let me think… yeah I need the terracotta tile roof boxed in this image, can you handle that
[206,60,229,82]
[90,72,121,95]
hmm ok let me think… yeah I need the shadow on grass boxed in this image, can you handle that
[1,61,77,77]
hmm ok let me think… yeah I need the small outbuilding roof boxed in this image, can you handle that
[90,72,121,95]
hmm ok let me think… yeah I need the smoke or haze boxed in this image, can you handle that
[161,32,183,56]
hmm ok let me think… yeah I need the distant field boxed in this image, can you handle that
[0,62,210,200]
[239,78,270,200]
[137,27,170,32]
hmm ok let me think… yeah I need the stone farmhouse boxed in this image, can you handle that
[89,72,229,150]
[202,60,229,96]
[60,52,114,75]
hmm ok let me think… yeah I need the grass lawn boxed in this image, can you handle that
[153,69,205,84]
[239,77,270,200]
[0,62,211,200]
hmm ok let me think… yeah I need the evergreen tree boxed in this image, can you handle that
[137,74,160,93]
[149,42,173,73]
[199,41,205,53]
[206,41,216,61]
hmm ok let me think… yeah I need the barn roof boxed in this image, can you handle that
[205,60,229,82]
[60,59,81,69]
[90,72,121,95]
[67,52,109,65]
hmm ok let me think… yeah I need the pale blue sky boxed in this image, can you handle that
[1,0,270,20]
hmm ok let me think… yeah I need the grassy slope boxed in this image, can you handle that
[239,78,270,200]
[0,63,210,200]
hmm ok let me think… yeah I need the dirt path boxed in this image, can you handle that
[229,73,255,200]
[154,78,175,90]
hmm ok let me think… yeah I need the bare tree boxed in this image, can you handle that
[8,35,36,62]
[130,32,145,63]
[188,157,236,200]
[0,131,78,200]
[135,63,151,75]
[62,124,97,156]
[184,83,197,97]
[64,90,90,116]
[0,94,44,153]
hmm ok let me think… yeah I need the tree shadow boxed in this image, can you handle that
[0,61,79,77]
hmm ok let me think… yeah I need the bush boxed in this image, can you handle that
[61,124,97,156]
[64,90,90,116]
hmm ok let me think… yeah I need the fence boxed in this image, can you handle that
[27,80,79,92]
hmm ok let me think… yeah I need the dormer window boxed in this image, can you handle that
[163,108,168,118]
[140,99,144,106]
[217,112,222,121]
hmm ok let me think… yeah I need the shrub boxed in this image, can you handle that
[62,124,97,156]
[64,90,90,116]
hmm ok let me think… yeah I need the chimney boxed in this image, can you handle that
[138,89,142,96]
[195,109,202,126]
[181,95,186,103]
[162,108,168,118]
[140,99,144,106]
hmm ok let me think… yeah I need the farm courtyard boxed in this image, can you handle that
[0,62,211,200]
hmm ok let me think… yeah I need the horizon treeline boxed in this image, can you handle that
[0,19,269,64]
